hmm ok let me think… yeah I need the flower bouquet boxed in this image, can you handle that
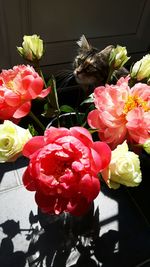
[0,34,150,224]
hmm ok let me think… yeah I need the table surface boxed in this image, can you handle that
[0,156,150,267]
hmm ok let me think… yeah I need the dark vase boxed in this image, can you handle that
[38,201,100,249]
[46,112,85,129]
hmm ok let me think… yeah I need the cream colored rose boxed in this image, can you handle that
[17,34,44,61]
[102,141,142,189]
[109,45,130,69]
[130,54,150,81]
[0,120,32,163]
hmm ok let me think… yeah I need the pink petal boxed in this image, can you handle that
[22,75,34,90]
[72,161,84,171]
[70,126,93,146]
[38,87,51,98]
[5,90,21,107]
[23,136,45,158]
[87,109,101,129]
[92,141,111,171]
[99,126,127,149]
[28,77,44,98]
[13,101,31,118]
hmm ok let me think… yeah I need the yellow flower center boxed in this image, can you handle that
[123,95,150,114]
[6,81,14,90]
[6,80,19,94]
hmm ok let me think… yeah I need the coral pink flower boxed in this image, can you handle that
[22,126,111,216]
[0,65,50,120]
[88,77,150,149]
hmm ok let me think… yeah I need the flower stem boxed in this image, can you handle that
[29,111,46,132]
[51,75,61,127]
[106,67,114,84]
[34,60,47,88]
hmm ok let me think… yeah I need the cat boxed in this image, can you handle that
[73,35,129,88]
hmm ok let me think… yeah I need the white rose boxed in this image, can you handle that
[17,34,44,61]
[0,120,32,163]
[109,45,130,69]
[102,141,142,189]
[131,54,150,81]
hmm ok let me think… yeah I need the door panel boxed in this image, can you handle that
[0,0,149,75]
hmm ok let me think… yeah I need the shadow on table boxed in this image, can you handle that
[0,219,26,267]
[0,157,28,183]
[1,180,150,267]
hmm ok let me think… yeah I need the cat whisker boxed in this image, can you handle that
[55,69,73,79]
[58,73,74,90]
[56,72,73,83]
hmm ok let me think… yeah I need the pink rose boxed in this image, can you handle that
[22,126,111,216]
[0,65,50,120]
[88,77,150,149]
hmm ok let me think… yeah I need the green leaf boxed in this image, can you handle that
[80,93,94,106]
[60,105,75,113]
[88,128,99,134]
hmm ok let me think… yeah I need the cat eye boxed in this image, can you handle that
[77,58,83,65]
[85,65,97,73]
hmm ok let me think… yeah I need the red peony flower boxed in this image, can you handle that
[88,77,150,149]
[0,65,50,120]
[22,126,111,216]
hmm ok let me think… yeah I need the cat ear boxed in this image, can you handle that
[77,35,91,50]
[98,45,114,57]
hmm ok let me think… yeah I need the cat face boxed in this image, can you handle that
[73,35,113,86]
[73,50,102,85]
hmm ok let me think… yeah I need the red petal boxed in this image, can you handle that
[67,196,90,216]
[22,167,36,191]
[92,142,111,171]
[23,136,45,158]
[0,106,16,120]
[79,174,100,201]
[70,127,93,145]
[44,127,70,144]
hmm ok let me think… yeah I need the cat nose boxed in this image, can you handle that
[74,69,82,75]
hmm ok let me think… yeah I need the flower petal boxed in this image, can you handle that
[44,127,70,144]
[13,101,31,118]
[79,174,100,201]
[22,167,36,191]
[91,141,111,172]
[70,126,93,146]
[5,90,21,107]
[23,136,45,158]
[38,87,51,98]
[28,77,44,98]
